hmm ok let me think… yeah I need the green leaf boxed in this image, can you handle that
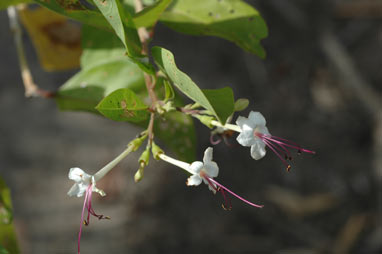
[151,46,234,123]
[0,0,31,10]
[0,245,10,254]
[34,0,111,29]
[81,24,125,69]
[96,88,149,122]
[159,0,268,58]
[93,0,142,57]
[202,87,234,124]
[0,177,19,254]
[154,111,196,162]
[133,0,172,28]
[163,79,175,101]
[81,24,155,75]
[56,58,145,113]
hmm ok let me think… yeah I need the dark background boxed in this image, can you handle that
[0,0,381,253]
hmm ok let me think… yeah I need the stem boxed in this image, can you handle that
[144,74,158,106]
[210,120,242,133]
[7,6,53,98]
[93,145,135,181]
[147,112,155,146]
[158,153,192,174]
[134,0,150,52]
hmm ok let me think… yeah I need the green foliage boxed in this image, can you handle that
[93,0,142,57]
[154,111,196,162]
[96,88,149,122]
[202,87,234,124]
[133,0,172,28]
[0,246,10,254]
[34,0,111,29]
[160,0,268,58]
[151,46,234,123]
[0,0,31,9]
[0,177,19,254]
[56,57,145,113]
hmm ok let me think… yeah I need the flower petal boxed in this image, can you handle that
[202,178,217,194]
[203,147,214,164]
[68,167,85,182]
[68,167,91,183]
[67,182,88,197]
[204,161,219,178]
[187,174,202,186]
[236,129,256,147]
[257,125,270,136]
[67,183,80,197]
[189,161,203,174]
[250,140,267,160]
[248,111,266,127]
[236,115,252,129]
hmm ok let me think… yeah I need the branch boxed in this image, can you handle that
[7,6,54,98]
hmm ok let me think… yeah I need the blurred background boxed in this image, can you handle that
[0,0,381,253]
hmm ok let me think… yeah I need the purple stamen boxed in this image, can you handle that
[77,184,109,254]
[260,133,316,154]
[255,132,315,171]
[210,134,222,145]
[203,176,263,209]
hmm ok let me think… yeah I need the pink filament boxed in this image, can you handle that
[204,176,263,209]
[255,132,315,171]
[77,184,109,254]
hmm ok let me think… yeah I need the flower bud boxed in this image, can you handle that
[196,115,214,129]
[151,142,164,160]
[128,133,148,151]
[139,149,150,166]
[134,162,145,183]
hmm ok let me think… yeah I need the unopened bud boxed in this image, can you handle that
[196,115,214,129]
[139,149,150,166]
[134,162,145,182]
[129,133,148,151]
[151,142,164,160]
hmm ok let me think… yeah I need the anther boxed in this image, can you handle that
[286,165,291,172]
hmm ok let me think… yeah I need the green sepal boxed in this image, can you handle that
[151,142,164,160]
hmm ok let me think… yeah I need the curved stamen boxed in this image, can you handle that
[262,139,291,171]
[260,133,315,154]
[77,184,109,254]
[210,134,222,145]
[206,177,263,208]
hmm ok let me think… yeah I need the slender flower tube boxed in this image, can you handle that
[158,147,263,209]
[235,111,316,171]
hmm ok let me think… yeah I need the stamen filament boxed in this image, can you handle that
[260,134,316,154]
[210,134,222,145]
[262,139,290,169]
[206,177,263,208]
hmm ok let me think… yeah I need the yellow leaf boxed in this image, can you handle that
[18,5,82,71]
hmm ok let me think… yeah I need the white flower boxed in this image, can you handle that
[187,147,219,193]
[236,111,270,160]
[67,167,105,197]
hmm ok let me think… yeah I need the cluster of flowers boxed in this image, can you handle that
[68,111,315,253]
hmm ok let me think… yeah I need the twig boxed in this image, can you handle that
[7,6,53,98]
[134,0,158,145]
[147,112,155,146]
[134,0,150,54]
